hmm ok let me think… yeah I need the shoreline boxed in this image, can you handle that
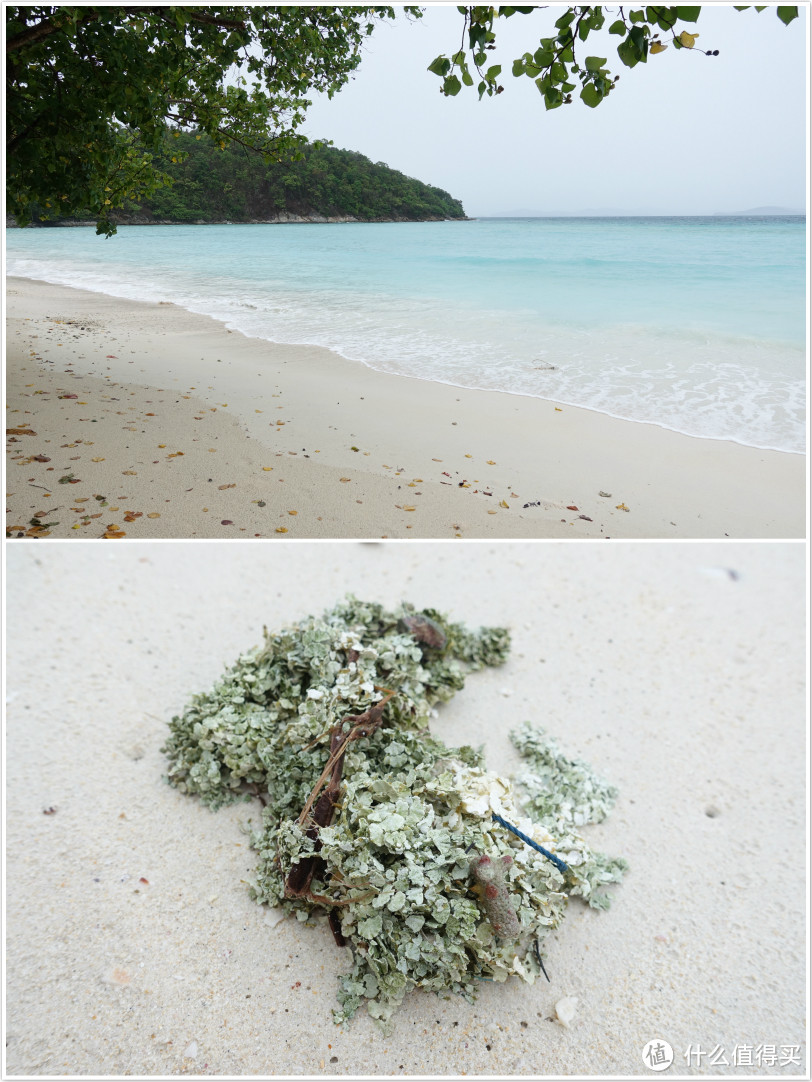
[6,275,805,539]
[7,263,804,459]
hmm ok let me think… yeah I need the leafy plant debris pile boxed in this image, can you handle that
[162,598,626,1028]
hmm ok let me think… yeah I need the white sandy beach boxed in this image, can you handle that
[4,541,807,1076]
[6,276,805,540]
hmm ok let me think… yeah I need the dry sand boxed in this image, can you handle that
[4,541,807,1076]
[6,276,805,540]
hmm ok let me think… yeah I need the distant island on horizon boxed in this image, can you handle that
[477,206,805,219]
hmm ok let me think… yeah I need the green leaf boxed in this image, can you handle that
[617,36,643,68]
[580,83,603,108]
[629,9,647,22]
[427,55,451,76]
[675,6,702,20]
[584,56,607,72]
[512,57,525,77]
[650,7,679,31]
[485,64,502,80]
[554,11,575,28]
[609,19,627,34]
[776,6,798,24]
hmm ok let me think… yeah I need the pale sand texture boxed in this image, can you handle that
[6,277,805,540]
[5,542,806,1076]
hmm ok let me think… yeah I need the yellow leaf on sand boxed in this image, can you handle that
[499,500,509,508]
[616,503,630,512]
[464,454,473,458]
[487,510,497,515]
[158,444,166,448]
[147,512,161,519]
[91,457,105,462]
[402,505,416,512]
[275,527,288,534]
[288,510,298,515]
[262,467,273,471]
[122,470,137,475]
[486,460,496,465]
[555,407,563,412]
[340,477,351,483]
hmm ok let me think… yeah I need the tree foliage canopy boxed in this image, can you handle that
[428,5,799,110]
[6,4,800,236]
[6,5,408,235]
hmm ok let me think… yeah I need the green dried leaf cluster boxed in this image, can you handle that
[162,597,626,1029]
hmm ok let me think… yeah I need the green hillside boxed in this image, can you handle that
[129,133,466,223]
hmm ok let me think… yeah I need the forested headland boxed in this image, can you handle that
[21,134,467,227]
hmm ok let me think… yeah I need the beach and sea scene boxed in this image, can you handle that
[4,3,808,542]
[5,209,806,539]
[7,214,806,451]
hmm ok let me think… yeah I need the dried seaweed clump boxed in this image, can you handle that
[162,597,626,1030]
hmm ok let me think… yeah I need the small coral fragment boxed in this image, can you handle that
[470,853,521,939]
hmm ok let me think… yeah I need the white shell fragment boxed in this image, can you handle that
[555,996,579,1027]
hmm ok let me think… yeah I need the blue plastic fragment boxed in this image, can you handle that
[490,812,569,873]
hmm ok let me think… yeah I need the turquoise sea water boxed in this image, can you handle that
[6,216,806,452]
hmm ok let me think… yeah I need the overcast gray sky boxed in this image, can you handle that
[302,3,808,216]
